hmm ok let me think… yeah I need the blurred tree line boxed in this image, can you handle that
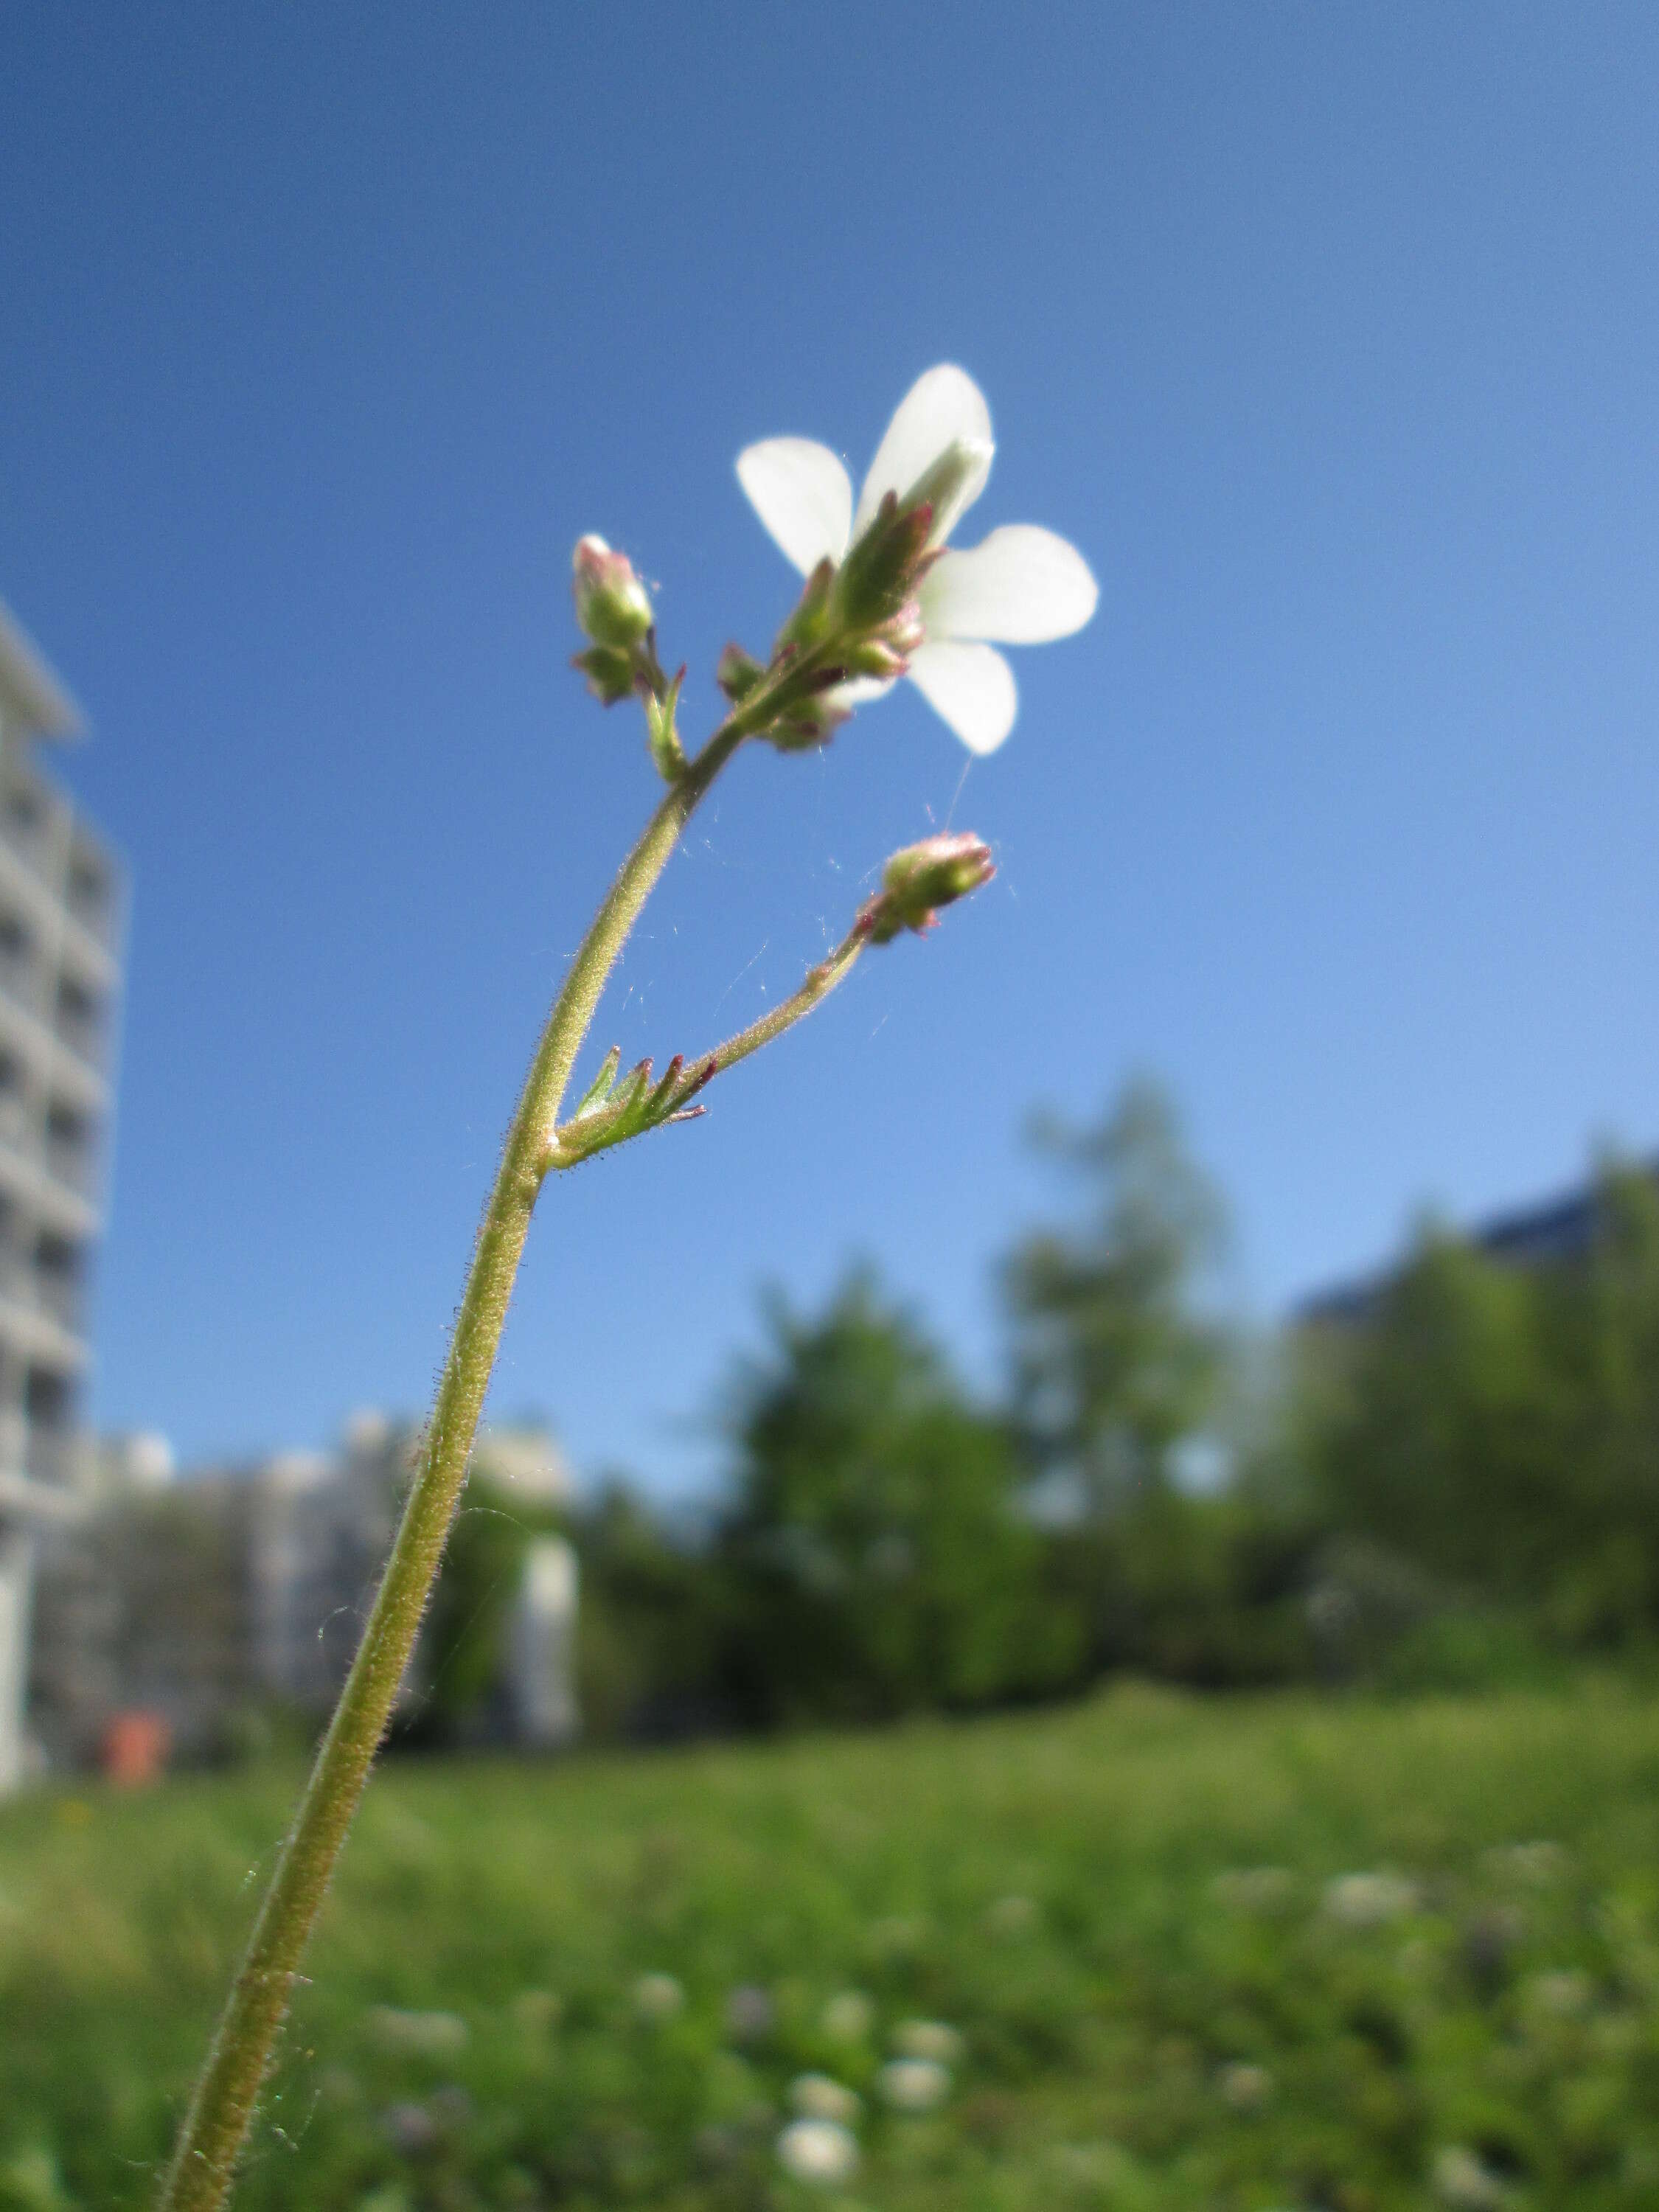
[431,1082,1659,1740]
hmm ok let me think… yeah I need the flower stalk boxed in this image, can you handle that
[157,365,1088,2212]
[154,714,748,2212]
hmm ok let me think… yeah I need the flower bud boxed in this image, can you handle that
[715,641,765,704]
[897,436,994,545]
[860,832,995,944]
[844,636,911,681]
[571,534,654,650]
[832,494,937,631]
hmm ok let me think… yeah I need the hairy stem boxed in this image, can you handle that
[156,721,748,2212]
[684,913,874,1090]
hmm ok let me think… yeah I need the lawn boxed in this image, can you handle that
[3,1684,1658,2211]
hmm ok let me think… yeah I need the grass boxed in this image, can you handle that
[3,1683,1659,2210]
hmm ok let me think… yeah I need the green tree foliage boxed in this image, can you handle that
[1307,1162,1659,1648]
[714,1273,1079,1722]
[1005,1076,1230,1512]
[571,1480,728,1739]
[422,1479,563,1739]
[998,1079,1318,1684]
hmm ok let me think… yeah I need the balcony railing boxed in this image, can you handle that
[44,1127,100,1199]
[52,990,109,1071]
[65,845,119,950]
[0,779,121,955]
[32,1270,83,1333]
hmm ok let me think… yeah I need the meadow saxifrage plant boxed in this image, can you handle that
[157,364,1096,2212]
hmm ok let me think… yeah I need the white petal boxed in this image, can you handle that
[735,438,854,574]
[823,674,897,712]
[920,526,1099,644]
[852,365,993,542]
[905,640,1018,754]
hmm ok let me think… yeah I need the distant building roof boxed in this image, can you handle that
[1300,1155,1659,1326]
[0,599,85,742]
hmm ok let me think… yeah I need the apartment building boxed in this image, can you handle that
[0,600,123,1790]
[27,1416,579,1768]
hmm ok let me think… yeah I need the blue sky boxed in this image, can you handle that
[4,5,1657,1490]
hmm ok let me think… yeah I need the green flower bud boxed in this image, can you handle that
[860,832,996,944]
[897,436,994,546]
[715,641,765,704]
[831,495,936,632]
[572,534,654,650]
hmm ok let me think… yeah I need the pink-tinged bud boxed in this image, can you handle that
[860,832,996,945]
[832,495,936,630]
[883,599,927,658]
[572,534,654,650]
[715,641,765,704]
[897,437,994,546]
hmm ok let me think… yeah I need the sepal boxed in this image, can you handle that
[547,1045,717,1171]
[572,645,637,706]
[715,642,765,704]
[642,665,686,781]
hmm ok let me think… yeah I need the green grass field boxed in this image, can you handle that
[3,1686,1658,2211]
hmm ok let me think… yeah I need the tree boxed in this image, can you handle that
[715,1272,1078,1722]
[1004,1077,1230,1514]
[1304,1159,1659,1649]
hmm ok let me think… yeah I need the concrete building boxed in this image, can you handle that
[27,1416,580,1768]
[0,602,123,1790]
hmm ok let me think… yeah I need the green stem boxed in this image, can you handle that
[156,721,748,2212]
[684,914,874,1090]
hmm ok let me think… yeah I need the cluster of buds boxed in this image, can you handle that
[571,536,684,777]
[716,437,986,751]
[859,832,996,944]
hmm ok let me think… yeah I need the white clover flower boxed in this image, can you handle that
[776,2116,860,2186]
[877,2056,951,2112]
[1321,1871,1419,1929]
[790,2073,863,2125]
[1432,2145,1508,2211]
[365,2006,469,2056]
[891,2019,963,2065]
[1217,2061,1274,2113]
[737,364,1096,755]
[820,1989,875,2042]
[631,1970,685,2021]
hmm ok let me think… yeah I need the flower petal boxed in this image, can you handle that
[853,365,993,543]
[905,640,1018,755]
[735,438,854,575]
[823,674,897,713]
[920,526,1099,644]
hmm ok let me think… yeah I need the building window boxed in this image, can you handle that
[66,848,111,935]
[34,1233,80,1329]
[54,974,102,1060]
[0,911,32,989]
[3,782,44,840]
[44,1100,95,1194]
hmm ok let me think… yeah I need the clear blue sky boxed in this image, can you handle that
[4,5,1656,1490]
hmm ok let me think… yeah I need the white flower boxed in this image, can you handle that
[776,2117,860,2185]
[877,2056,951,2112]
[891,2019,963,2065]
[737,364,1096,755]
[820,1989,874,2042]
[631,1970,684,2021]
[790,2073,863,2124]
[1321,1871,1419,1929]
